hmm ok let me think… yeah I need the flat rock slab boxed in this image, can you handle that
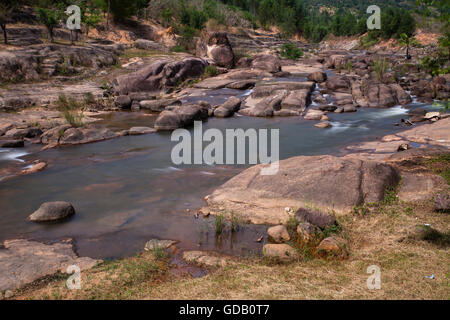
[398,118,450,148]
[206,155,400,224]
[281,64,323,76]
[0,239,100,291]
[193,78,235,89]
[398,173,446,202]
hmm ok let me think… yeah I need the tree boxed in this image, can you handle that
[37,7,61,43]
[399,33,414,59]
[0,1,16,44]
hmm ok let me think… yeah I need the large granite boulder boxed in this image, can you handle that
[326,76,351,93]
[251,54,282,73]
[113,58,208,95]
[214,97,241,118]
[58,125,118,145]
[154,103,209,131]
[196,31,234,69]
[206,155,400,224]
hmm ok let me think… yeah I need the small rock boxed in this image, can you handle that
[397,143,411,152]
[297,222,320,242]
[304,109,324,120]
[314,122,331,129]
[29,201,75,222]
[263,244,298,262]
[317,236,347,256]
[435,193,450,213]
[183,250,229,267]
[128,127,156,135]
[267,225,290,243]
[144,239,177,251]
[334,107,344,113]
[114,95,132,109]
[424,112,440,120]
[21,162,47,175]
[198,207,210,217]
[4,290,13,299]
[343,105,357,112]
[256,235,263,242]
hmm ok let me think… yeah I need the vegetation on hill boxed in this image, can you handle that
[1,0,448,47]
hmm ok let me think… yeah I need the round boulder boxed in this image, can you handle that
[267,225,290,243]
[29,201,75,222]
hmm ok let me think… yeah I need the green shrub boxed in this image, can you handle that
[279,43,303,60]
[170,45,186,53]
[372,59,390,82]
[57,94,84,128]
[214,212,225,235]
[203,65,218,78]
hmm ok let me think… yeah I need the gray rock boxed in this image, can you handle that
[134,39,165,51]
[435,193,450,213]
[128,127,156,135]
[267,225,290,243]
[295,207,336,229]
[183,251,229,267]
[140,99,181,112]
[0,239,100,291]
[314,121,331,128]
[58,125,118,146]
[326,76,351,93]
[304,109,324,120]
[214,96,241,118]
[297,222,320,242]
[263,244,298,262]
[154,103,209,131]
[115,95,132,109]
[144,239,177,251]
[29,201,75,222]
[251,55,281,73]
[281,90,311,111]
[308,71,327,83]
[0,139,24,148]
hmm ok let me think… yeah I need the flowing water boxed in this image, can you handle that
[0,87,439,259]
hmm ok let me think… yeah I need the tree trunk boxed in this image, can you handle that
[1,24,6,44]
[49,27,54,43]
[70,30,74,45]
[106,0,110,30]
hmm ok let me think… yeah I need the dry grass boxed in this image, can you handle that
[13,197,449,300]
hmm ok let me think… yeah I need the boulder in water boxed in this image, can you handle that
[29,201,75,222]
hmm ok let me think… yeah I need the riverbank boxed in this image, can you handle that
[2,117,448,300]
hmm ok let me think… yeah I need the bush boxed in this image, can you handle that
[279,43,303,60]
[372,59,390,82]
[170,45,186,53]
[203,65,218,78]
[57,94,84,128]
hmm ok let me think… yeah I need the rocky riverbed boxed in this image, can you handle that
[0,29,449,295]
